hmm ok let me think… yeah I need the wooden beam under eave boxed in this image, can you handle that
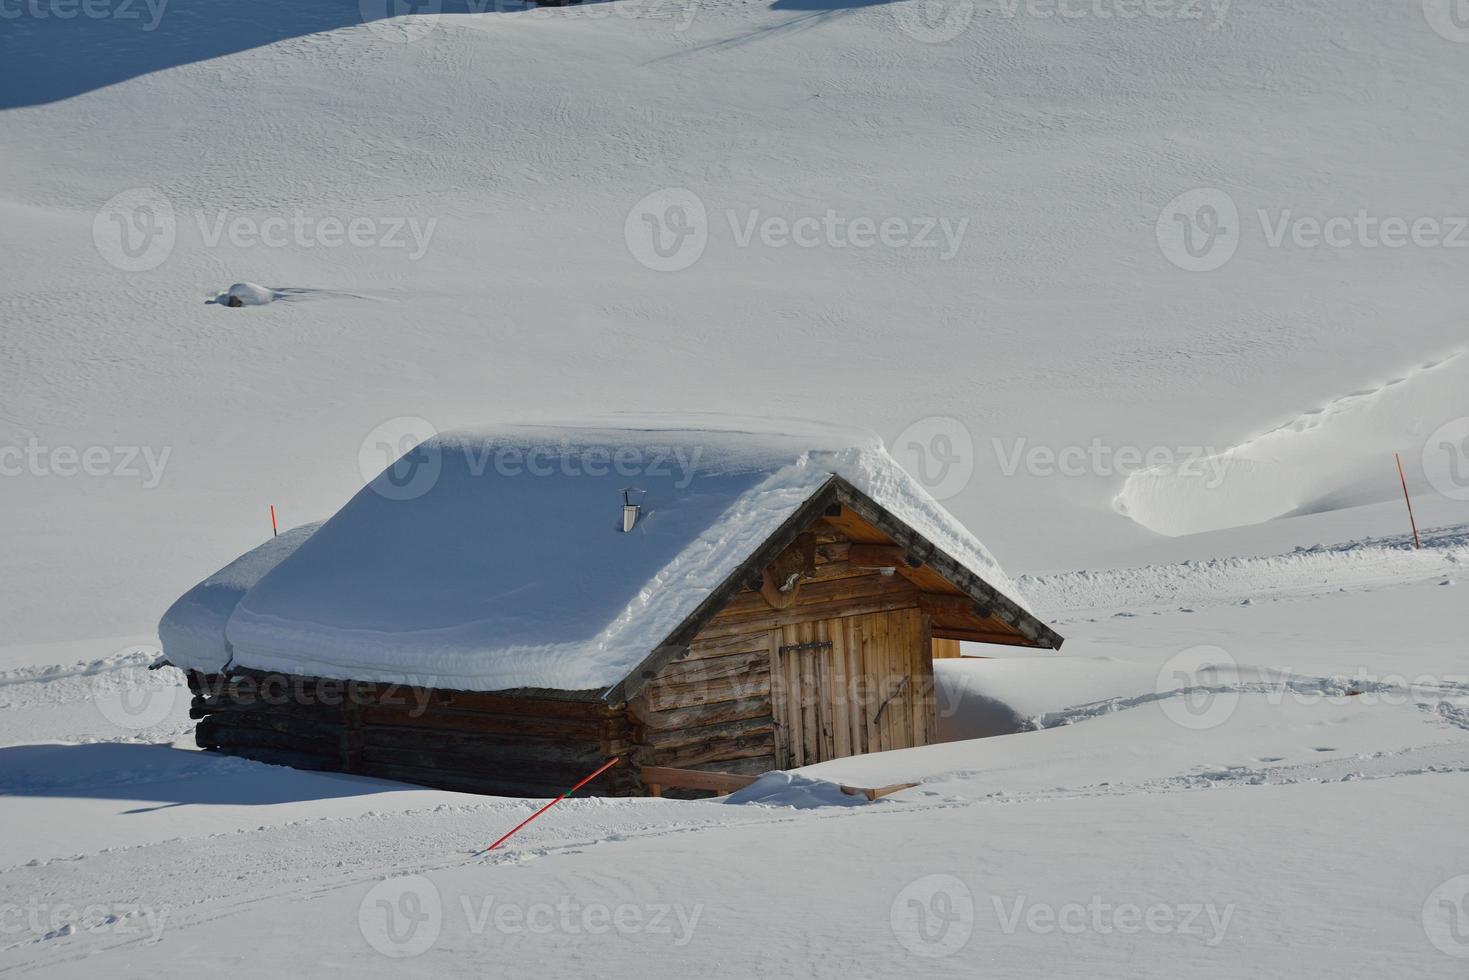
[847,544,911,569]
[930,627,1044,648]
[818,507,892,545]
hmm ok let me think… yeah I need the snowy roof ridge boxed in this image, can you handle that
[160,424,1041,693]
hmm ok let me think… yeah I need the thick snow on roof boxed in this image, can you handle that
[158,522,322,675]
[165,423,1030,692]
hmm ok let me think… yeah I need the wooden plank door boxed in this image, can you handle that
[770,608,936,770]
[771,621,834,769]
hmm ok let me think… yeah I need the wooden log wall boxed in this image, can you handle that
[188,669,634,798]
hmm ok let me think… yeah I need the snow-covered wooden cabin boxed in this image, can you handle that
[160,425,1062,797]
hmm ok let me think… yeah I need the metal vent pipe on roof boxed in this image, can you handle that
[621,488,646,532]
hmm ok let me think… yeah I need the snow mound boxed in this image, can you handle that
[722,771,871,809]
[204,422,1030,692]
[1114,352,1467,537]
[209,282,282,307]
[158,523,321,673]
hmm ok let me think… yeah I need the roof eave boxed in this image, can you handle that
[602,474,1062,704]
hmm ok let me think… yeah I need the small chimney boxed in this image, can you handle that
[621,488,646,533]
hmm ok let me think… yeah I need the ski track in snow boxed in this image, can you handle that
[1020,523,1469,618]
[4,731,1467,972]
[1028,675,1469,733]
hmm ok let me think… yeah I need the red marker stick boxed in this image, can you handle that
[484,757,621,852]
[270,505,278,537]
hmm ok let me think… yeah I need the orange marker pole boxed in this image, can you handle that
[270,504,278,537]
[1395,453,1420,550]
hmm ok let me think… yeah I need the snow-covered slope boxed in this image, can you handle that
[5,0,1469,642]
[2,538,1466,976]
[4,0,1469,975]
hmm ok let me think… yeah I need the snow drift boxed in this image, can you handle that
[1114,352,1468,537]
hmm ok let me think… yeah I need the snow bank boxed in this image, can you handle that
[214,423,1030,692]
[1114,352,1467,537]
[722,771,871,809]
[158,523,320,673]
